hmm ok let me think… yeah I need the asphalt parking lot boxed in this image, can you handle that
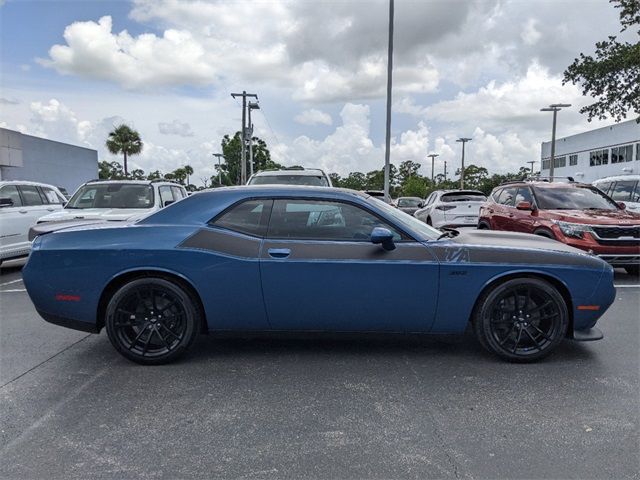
[0,259,638,479]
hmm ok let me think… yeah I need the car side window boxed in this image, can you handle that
[491,188,502,202]
[515,187,534,205]
[610,181,637,202]
[212,199,272,237]
[497,187,517,206]
[171,186,186,200]
[0,185,23,207]
[159,186,174,206]
[18,185,44,206]
[41,187,63,204]
[426,193,436,206]
[267,199,403,242]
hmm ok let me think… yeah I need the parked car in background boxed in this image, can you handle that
[23,186,614,365]
[394,196,423,215]
[478,180,640,275]
[247,167,332,187]
[414,190,487,228]
[37,180,187,224]
[57,186,72,200]
[0,180,66,265]
[593,175,640,212]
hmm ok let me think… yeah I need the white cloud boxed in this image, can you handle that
[158,119,194,137]
[521,19,541,46]
[294,109,332,126]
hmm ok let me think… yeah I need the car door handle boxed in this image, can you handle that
[19,210,28,214]
[268,248,291,259]
[508,213,514,217]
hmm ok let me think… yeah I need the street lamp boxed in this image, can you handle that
[540,103,571,182]
[212,153,224,186]
[427,153,439,184]
[247,101,260,177]
[456,137,472,190]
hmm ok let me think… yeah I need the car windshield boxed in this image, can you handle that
[248,175,329,186]
[534,186,619,210]
[441,192,487,202]
[66,184,154,209]
[368,197,441,240]
[397,198,421,207]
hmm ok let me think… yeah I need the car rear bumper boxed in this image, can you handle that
[36,309,100,333]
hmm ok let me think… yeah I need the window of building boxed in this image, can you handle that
[636,143,639,161]
[553,156,566,168]
[213,199,272,237]
[611,145,633,163]
[267,199,402,241]
[569,154,578,166]
[589,149,609,166]
[541,159,550,170]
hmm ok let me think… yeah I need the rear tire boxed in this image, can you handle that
[625,265,640,276]
[473,278,568,363]
[105,277,200,365]
[478,221,490,230]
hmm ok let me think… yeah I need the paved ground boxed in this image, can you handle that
[0,259,638,479]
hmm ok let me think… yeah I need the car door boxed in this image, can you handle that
[492,186,517,230]
[509,186,537,233]
[0,184,31,257]
[260,198,439,332]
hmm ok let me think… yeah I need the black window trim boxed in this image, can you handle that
[209,196,416,242]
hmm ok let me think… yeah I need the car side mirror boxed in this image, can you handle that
[371,227,396,251]
[418,202,424,208]
[618,202,626,210]
[516,201,533,211]
[163,200,175,208]
[0,197,13,208]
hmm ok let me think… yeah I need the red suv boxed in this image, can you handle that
[478,181,640,275]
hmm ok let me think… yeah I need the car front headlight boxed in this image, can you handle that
[554,221,592,239]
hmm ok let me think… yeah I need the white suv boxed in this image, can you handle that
[0,180,66,265]
[37,180,188,224]
[414,190,487,228]
[247,167,333,187]
[592,175,640,212]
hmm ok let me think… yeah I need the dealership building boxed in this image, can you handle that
[540,119,640,183]
[0,127,98,194]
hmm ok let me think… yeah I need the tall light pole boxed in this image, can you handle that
[456,137,472,190]
[212,153,224,186]
[427,153,439,184]
[383,0,394,202]
[527,160,536,176]
[540,103,571,182]
[247,101,260,178]
[231,91,258,184]
[443,160,447,182]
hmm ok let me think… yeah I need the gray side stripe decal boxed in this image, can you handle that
[178,228,261,258]
[431,245,599,267]
[261,241,435,262]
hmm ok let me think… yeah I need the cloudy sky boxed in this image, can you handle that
[0,0,633,185]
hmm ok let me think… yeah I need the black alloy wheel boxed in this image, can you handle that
[105,277,200,365]
[473,278,568,362]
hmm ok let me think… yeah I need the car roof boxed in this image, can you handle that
[251,169,327,177]
[82,180,183,187]
[593,175,640,183]
[0,180,63,189]
[498,181,592,189]
[199,184,365,197]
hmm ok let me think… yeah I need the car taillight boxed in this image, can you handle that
[435,205,456,211]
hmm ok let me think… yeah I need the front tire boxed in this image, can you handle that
[105,277,200,365]
[473,278,568,362]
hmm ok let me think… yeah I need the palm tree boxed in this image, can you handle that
[106,124,143,176]
[184,165,194,185]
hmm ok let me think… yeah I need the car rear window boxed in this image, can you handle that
[534,186,619,210]
[441,192,487,202]
[397,198,421,207]
[67,184,154,209]
[248,175,329,186]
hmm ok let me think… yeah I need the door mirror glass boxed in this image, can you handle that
[516,201,532,211]
[0,197,13,207]
[370,226,396,251]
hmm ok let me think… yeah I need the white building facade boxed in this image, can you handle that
[540,119,639,183]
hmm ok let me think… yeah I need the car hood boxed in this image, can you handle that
[542,209,640,225]
[38,208,154,223]
[451,229,588,256]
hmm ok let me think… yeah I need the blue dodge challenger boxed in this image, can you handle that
[23,186,615,364]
